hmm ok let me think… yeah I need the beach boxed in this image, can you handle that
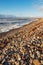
[0,18,43,65]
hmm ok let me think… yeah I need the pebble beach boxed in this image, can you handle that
[0,18,43,65]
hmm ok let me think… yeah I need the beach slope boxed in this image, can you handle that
[0,18,43,65]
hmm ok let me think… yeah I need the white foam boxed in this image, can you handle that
[0,18,38,33]
[0,24,21,33]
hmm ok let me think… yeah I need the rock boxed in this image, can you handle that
[3,61,9,65]
[41,60,43,64]
[33,59,41,65]
[36,51,40,58]
[41,43,43,47]
[30,53,34,59]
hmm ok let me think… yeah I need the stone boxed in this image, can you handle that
[33,59,41,65]
[41,60,43,64]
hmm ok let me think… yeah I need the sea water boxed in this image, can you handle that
[0,18,37,33]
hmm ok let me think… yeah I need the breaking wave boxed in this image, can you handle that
[0,18,38,33]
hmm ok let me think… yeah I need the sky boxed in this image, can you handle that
[0,0,43,17]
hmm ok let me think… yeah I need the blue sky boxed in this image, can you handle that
[0,0,43,17]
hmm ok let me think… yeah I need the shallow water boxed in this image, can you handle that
[0,18,36,33]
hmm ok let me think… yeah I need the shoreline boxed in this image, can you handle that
[0,18,43,65]
[0,18,40,38]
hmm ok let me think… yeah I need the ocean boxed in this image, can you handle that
[0,18,37,33]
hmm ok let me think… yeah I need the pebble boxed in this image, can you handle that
[33,59,41,65]
[36,51,40,58]
[0,27,43,65]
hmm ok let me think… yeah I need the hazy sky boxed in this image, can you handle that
[0,0,43,17]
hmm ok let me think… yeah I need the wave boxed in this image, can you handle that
[0,18,38,33]
[0,24,20,33]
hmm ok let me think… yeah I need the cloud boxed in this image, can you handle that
[38,6,43,11]
[32,0,43,12]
